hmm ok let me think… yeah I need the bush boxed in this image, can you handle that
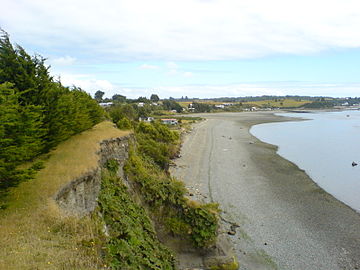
[124,147,219,248]
[116,117,132,130]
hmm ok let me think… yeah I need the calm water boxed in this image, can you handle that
[250,110,360,212]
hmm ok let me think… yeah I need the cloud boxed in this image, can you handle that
[53,72,360,99]
[139,63,159,69]
[2,0,360,61]
[183,72,193,78]
[50,56,76,66]
[137,82,360,99]
[165,62,192,77]
[166,62,178,69]
[59,73,115,96]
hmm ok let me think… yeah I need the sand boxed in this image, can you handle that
[171,112,360,270]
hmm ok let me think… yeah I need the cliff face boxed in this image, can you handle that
[53,133,238,270]
[54,136,131,216]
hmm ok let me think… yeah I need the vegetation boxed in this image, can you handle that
[150,94,160,102]
[243,98,311,108]
[0,30,104,196]
[191,101,213,112]
[98,163,176,269]
[123,121,219,248]
[162,99,183,113]
[0,122,129,269]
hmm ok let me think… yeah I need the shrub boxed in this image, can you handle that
[116,117,132,130]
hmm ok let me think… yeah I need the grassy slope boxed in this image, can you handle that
[178,99,311,109]
[0,121,129,270]
[244,99,311,108]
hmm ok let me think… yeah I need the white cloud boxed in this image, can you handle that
[59,73,115,96]
[165,62,193,77]
[166,62,179,69]
[55,74,360,98]
[150,82,360,98]
[3,0,360,60]
[50,56,76,66]
[183,72,193,78]
[139,64,159,69]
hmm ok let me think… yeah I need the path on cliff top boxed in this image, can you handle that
[171,112,360,270]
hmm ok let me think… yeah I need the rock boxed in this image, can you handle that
[203,234,239,269]
[228,230,236,236]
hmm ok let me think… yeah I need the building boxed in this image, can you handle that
[99,102,113,107]
[139,117,154,122]
[161,119,178,125]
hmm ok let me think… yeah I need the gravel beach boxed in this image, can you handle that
[171,112,360,270]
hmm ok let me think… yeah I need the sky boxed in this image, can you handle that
[1,0,360,99]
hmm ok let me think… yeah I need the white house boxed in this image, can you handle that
[161,119,178,125]
[139,117,154,122]
[99,102,113,107]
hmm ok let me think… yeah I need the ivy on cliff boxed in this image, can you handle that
[98,162,175,269]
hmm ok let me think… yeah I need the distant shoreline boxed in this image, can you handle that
[251,110,360,214]
[172,111,360,270]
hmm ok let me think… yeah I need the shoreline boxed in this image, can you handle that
[171,111,360,270]
[249,110,360,214]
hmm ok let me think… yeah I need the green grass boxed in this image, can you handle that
[244,99,311,108]
[0,121,130,269]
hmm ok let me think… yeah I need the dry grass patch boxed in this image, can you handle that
[244,99,311,108]
[0,121,130,269]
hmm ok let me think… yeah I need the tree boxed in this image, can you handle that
[0,30,104,191]
[150,94,160,102]
[137,96,148,103]
[0,82,45,188]
[191,102,212,113]
[94,90,105,103]
[162,100,183,113]
[109,104,137,123]
[112,94,126,103]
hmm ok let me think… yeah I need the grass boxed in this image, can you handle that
[178,101,238,107]
[0,121,130,269]
[243,99,311,108]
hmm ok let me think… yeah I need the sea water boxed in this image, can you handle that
[250,110,360,212]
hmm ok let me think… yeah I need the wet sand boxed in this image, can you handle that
[171,112,360,270]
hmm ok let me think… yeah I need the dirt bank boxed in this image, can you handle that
[171,112,360,270]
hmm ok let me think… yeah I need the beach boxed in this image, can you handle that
[171,112,360,270]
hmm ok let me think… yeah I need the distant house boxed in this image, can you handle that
[161,118,178,125]
[99,102,113,107]
[139,117,154,122]
[138,102,145,107]
[215,104,225,109]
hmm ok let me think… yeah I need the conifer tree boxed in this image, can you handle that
[0,30,104,191]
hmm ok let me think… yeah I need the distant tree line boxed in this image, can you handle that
[0,30,103,194]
